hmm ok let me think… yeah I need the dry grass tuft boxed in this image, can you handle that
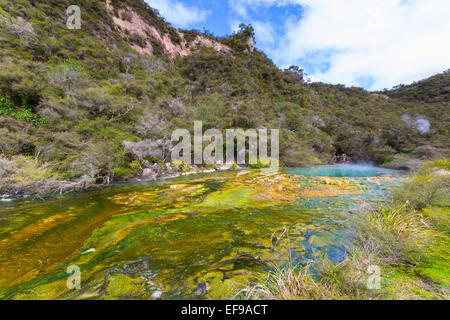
[238,262,340,300]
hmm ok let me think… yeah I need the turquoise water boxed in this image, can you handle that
[285,164,395,177]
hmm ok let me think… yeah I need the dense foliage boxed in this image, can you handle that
[385,70,450,103]
[0,0,448,189]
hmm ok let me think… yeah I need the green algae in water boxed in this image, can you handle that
[0,170,402,300]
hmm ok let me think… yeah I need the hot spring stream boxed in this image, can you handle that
[0,165,402,299]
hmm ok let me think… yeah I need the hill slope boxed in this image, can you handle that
[0,0,448,194]
[384,70,450,103]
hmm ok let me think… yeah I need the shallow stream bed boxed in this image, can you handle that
[0,165,402,299]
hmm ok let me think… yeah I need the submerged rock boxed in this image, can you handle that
[194,282,210,296]
[123,256,152,273]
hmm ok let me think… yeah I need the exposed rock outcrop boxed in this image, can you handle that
[104,0,231,59]
[245,36,255,53]
[371,93,390,100]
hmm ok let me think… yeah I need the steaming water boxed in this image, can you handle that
[285,164,394,177]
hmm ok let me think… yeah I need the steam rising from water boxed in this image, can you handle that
[286,164,393,177]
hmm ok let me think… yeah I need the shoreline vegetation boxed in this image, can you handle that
[239,160,449,300]
[0,153,426,199]
[0,155,252,199]
[0,0,448,204]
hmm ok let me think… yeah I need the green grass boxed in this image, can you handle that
[241,160,450,300]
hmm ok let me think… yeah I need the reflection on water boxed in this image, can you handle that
[0,169,401,300]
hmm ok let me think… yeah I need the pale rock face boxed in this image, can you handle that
[105,0,153,55]
[371,93,390,100]
[104,0,231,59]
[190,36,232,56]
[246,36,255,53]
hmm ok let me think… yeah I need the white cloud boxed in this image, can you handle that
[145,0,210,28]
[229,0,300,19]
[253,21,276,46]
[229,20,242,33]
[229,0,450,90]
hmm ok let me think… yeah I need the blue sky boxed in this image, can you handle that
[145,0,450,91]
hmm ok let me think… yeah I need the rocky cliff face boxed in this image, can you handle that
[246,36,255,53]
[104,0,231,59]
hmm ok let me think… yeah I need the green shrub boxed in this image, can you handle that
[0,94,46,124]
[393,174,448,210]
[114,167,133,179]
[248,159,271,169]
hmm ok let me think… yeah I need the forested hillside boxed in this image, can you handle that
[0,0,448,195]
[385,70,450,103]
